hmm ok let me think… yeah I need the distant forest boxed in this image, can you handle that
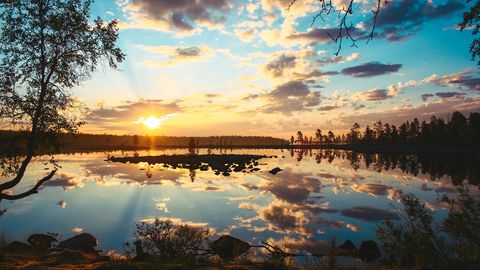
[292,111,480,148]
[0,131,288,154]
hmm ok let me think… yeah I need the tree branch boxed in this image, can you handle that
[0,169,56,201]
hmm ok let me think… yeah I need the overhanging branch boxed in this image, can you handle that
[0,169,56,201]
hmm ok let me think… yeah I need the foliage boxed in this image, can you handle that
[133,218,210,260]
[460,0,480,65]
[376,187,480,269]
[0,0,124,202]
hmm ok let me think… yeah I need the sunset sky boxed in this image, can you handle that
[77,0,479,137]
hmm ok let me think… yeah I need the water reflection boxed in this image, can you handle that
[0,149,478,255]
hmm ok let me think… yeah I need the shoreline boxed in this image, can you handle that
[87,144,478,156]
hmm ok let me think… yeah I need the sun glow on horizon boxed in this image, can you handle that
[135,114,177,130]
[136,116,163,129]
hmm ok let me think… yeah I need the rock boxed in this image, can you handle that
[359,240,381,263]
[339,240,356,251]
[268,167,282,175]
[57,233,98,253]
[210,235,251,262]
[55,250,94,263]
[6,241,32,253]
[27,234,57,250]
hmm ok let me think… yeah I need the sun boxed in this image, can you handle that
[139,116,162,129]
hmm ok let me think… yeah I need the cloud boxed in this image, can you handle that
[257,167,321,204]
[261,202,305,231]
[421,93,434,101]
[341,62,402,78]
[435,92,466,99]
[83,161,185,185]
[449,77,480,92]
[352,183,391,196]
[85,99,181,131]
[292,70,339,81]
[57,200,67,208]
[251,81,322,115]
[259,48,342,84]
[354,88,392,101]
[263,54,297,78]
[261,0,317,17]
[120,0,231,34]
[287,27,365,44]
[375,0,465,41]
[72,227,83,233]
[43,173,84,190]
[234,28,258,42]
[422,71,480,91]
[138,45,215,66]
[340,206,399,222]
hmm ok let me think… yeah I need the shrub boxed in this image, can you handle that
[376,187,480,269]
[133,218,209,260]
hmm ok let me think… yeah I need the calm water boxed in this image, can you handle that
[1,149,478,254]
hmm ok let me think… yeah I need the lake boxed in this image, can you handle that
[1,148,478,255]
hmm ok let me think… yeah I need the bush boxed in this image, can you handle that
[133,218,209,260]
[376,187,480,269]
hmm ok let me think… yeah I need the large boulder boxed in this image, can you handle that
[210,235,250,262]
[6,241,32,253]
[359,240,381,263]
[339,240,356,251]
[27,234,57,250]
[57,233,98,253]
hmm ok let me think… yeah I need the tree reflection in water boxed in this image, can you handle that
[309,149,479,185]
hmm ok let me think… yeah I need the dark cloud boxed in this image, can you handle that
[262,204,299,230]
[375,0,465,41]
[435,92,466,98]
[255,81,322,115]
[340,206,399,222]
[264,54,297,77]
[341,62,402,78]
[356,88,391,101]
[449,76,480,91]
[175,46,202,57]
[129,0,230,32]
[421,93,434,101]
[311,216,344,229]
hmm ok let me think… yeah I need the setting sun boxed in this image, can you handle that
[138,116,162,129]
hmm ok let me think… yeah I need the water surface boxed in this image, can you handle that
[1,148,477,254]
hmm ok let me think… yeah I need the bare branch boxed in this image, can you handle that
[0,169,56,201]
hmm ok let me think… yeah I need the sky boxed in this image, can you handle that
[75,0,480,138]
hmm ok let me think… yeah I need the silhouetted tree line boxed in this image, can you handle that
[292,111,480,148]
[349,111,480,147]
[291,129,343,145]
[0,132,288,154]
